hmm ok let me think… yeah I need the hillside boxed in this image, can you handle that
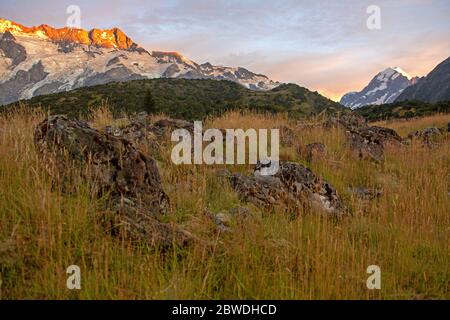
[355,100,450,121]
[4,79,345,119]
[396,56,450,103]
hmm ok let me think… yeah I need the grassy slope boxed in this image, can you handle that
[3,79,344,120]
[355,100,450,122]
[0,107,449,299]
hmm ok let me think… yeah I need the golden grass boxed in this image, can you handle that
[0,107,449,299]
[371,113,450,137]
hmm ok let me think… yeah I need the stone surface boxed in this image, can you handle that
[226,161,346,216]
[105,112,160,155]
[325,114,402,163]
[407,127,444,146]
[347,186,383,200]
[305,142,326,162]
[149,118,194,139]
[34,115,189,246]
[279,125,294,146]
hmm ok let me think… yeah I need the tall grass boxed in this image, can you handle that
[0,108,449,299]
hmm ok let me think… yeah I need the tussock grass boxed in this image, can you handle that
[0,107,449,299]
[371,113,450,137]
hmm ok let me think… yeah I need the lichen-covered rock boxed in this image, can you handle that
[305,142,326,162]
[279,125,294,146]
[325,114,402,163]
[348,126,402,162]
[34,115,189,246]
[149,118,194,139]
[226,161,346,216]
[407,127,444,146]
[347,186,383,200]
[105,114,161,156]
[323,114,367,131]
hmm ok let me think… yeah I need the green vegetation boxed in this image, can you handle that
[4,79,344,120]
[355,100,450,122]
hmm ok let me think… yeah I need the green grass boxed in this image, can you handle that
[355,100,450,122]
[2,79,344,120]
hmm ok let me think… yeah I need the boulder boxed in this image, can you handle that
[105,115,160,155]
[149,118,194,139]
[34,115,189,246]
[226,161,346,216]
[347,186,383,200]
[279,125,294,146]
[407,127,444,146]
[206,206,251,232]
[305,142,326,162]
[324,114,403,163]
[323,114,367,131]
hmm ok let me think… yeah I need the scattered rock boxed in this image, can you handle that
[105,114,160,155]
[323,114,367,132]
[347,186,383,200]
[209,206,252,232]
[305,142,326,162]
[34,115,189,247]
[225,161,347,216]
[407,127,444,146]
[347,126,402,163]
[324,114,403,163]
[279,125,294,146]
[149,118,194,139]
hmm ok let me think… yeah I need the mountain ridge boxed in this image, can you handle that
[0,18,280,105]
[340,67,417,109]
[396,56,450,103]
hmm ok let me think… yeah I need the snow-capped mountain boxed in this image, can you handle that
[0,18,280,105]
[340,67,417,109]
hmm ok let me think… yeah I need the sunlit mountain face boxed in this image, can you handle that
[0,18,280,105]
[340,67,419,109]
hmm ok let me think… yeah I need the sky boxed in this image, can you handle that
[1,0,449,101]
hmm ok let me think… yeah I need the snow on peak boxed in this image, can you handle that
[392,67,412,80]
[378,66,412,80]
[0,18,24,34]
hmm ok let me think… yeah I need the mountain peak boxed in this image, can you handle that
[390,66,412,80]
[0,17,138,50]
[151,51,197,67]
[0,17,280,105]
[341,66,416,109]
[377,66,412,81]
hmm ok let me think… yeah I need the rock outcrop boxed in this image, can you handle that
[325,114,402,162]
[224,161,346,217]
[305,142,326,162]
[105,112,161,155]
[34,115,190,246]
[149,118,194,139]
[407,127,446,146]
